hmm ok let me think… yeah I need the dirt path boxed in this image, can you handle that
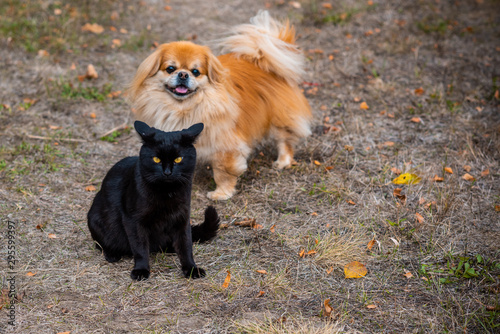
[0,1,499,333]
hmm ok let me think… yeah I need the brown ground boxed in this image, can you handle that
[0,0,499,333]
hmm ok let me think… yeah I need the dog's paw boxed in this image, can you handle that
[131,268,150,281]
[273,157,295,170]
[184,267,206,279]
[207,189,234,201]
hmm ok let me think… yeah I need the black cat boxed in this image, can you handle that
[87,121,219,280]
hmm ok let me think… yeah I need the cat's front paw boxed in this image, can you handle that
[184,267,206,279]
[131,268,150,281]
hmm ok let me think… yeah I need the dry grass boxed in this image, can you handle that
[1,0,499,333]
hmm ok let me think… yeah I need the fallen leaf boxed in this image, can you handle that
[344,261,368,279]
[463,165,472,172]
[384,141,395,147]
[256,291,265,297]
[86,64,98,79]
[221,270,231,289]
[403,271,413,279]
[392,173,421,185]
[367,239,376,251]
[360,102,369,110]
[256,270,267,275]
[49,125,62,130]
[112,39,121,47]
[252,224,263,230]
[414,87,425,95]
[495,205,500,212]
[48,233,57,239]
[37,49,49,58]
[462,173,475,181]
[119,28,128,34]
[410,117,421,123]
[57,332,71,334]
[480,169,489,177]
[164,5,172,10]
[344,145,354,152]
[89,112,97,119]
[110,11,119,21]
[269,224,276,233]
[306,250,317,256]
[322,3,333,9]
[326,267,334,274]
[393,188,406,203]
[415,212,424,224]
[391,167,402,174]
[432,175,444,182]
[298,249,305,258]
[314,160,322,166]
[219,223,229,229]
[26,272,36,276]
[234,218,256,227]
[324,298,333,317]
[107,91,122,99]
[346,200,356,205]
[54,8,62,15]
[81,23,104,34]
[444,167,453,174]
[85,185,96,191]
[366,304,377,309]
[289,1,301,8]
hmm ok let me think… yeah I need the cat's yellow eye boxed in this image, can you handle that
[153,157,161,163]
[174,157,183,163]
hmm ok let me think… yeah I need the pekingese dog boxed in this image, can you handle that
[126,11,312,200]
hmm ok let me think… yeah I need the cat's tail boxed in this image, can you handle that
[191,206,220,243]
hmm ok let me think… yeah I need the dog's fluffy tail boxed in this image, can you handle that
[218,10,305,86]
[191,206,220,243]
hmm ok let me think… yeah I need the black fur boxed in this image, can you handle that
[87,121,219,280]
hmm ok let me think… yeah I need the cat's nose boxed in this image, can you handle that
[163,167,172,176]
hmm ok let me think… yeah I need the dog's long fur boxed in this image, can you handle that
[126,11,312,200]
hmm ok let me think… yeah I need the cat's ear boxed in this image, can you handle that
[134,121,156,142]
[181,123,204,144]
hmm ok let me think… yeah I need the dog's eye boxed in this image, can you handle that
[166,66,176,74]
[174,157,183,163]
[191,69,200,77]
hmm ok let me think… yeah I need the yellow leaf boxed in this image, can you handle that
[85,185,96,191]
[359,102,369,110]
[314,160,321,165]
[222,270,231,289]
[444,167,453,174]
[392,173,421,185]
[298,249,305,258]
[344,261,367,279]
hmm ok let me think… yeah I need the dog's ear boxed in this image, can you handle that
[206,52,227,85]
[126,47,163,99]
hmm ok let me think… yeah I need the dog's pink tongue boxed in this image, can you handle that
[175,86,188,94]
